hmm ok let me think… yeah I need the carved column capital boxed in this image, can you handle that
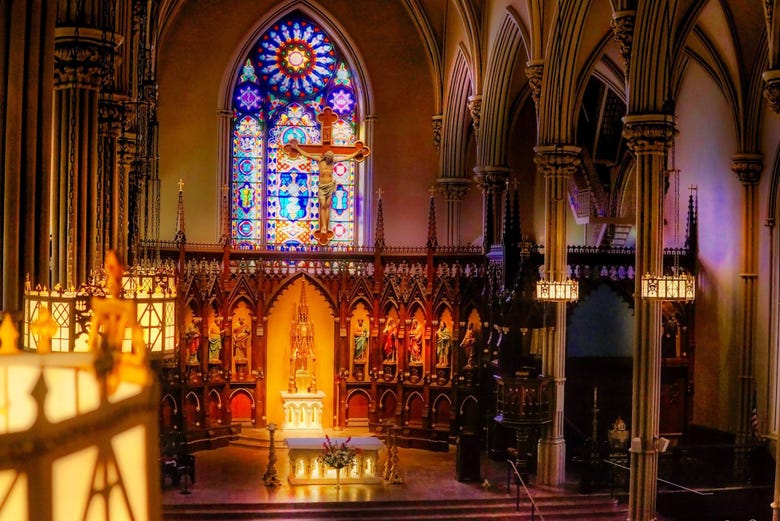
[622,114,676,154]
[731,153,763,185]
[762,69,780,113]
[117,133,138,166]
[432,115,443,149]
[54,27,119,89]
[610,10,635,76]
[525,60,544,107]
[436,178,471,201]
[533,145,583,178]
[473,165,510,193]
[99,94,128,137]
[467,95,482,136]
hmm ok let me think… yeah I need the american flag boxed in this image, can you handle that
[751,391,761,441]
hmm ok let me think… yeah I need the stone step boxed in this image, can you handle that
[164,495,627,520]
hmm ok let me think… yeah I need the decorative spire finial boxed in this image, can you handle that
[426,189,438,248]
[374,191,385,248]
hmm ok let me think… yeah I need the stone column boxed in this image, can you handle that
[116,126,136,262]
[622,114,675,521]
[53,26,114,285]
[1,0,55,310]
[473,166,510,250]
[533,145,582,486]
[98,95,126,261]
[731,154,762,448]
[436,179,470,246]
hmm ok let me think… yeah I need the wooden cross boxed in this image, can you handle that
[283,107,370,162]
[282,107,371,245]
[178,179,184,192]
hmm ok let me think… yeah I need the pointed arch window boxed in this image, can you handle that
[230,13,361,249]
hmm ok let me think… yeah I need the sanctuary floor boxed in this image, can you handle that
[160,428,577,506]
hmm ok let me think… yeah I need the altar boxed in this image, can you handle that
[280,390,326,432]
[286,436,385,485]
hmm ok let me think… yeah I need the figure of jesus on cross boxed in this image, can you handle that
[283,107,370,245]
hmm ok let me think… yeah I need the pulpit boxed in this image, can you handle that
[286,436,384,485]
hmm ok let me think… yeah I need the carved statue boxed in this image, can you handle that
[408,318,423,364]
[435,321,452,367]
[460,322,475,367]
[186,321,201,364]
[353,318,368,362]
[232,316,250,361]
[207,320,222,362]
[382,316,398,362]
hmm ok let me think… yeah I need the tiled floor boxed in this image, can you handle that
[161,428,582,507]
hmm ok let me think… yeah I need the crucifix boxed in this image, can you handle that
[283,107,371,245]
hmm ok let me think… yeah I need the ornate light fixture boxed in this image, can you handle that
[535,278,579,302]
[640,143,696,302]
[23,259,177,357]
[640,266,695,301]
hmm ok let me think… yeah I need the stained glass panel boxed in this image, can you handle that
[230,12,360,249]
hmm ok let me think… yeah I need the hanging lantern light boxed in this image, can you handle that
[535,278,579,302]
[641,142,696,302]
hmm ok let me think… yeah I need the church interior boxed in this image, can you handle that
[2,0,780,520]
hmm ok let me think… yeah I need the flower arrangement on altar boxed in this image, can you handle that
[319,435,358,469]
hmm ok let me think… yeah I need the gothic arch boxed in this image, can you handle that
[216,1,375,246]
[218,1,373,115]
[431,393,452,429]
[401,0,443,112]
[537,0,592,145]
[441,48,474,181]
[478,8,525,166]
[451,0,483,93]
[346,388,371,427]
[266,272,337,312]
[378,389,398,421]
[765,140,780,430]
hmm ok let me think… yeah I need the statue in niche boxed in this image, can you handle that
[186,320,201,364]
[290,285,316,393]
[232,316,250,361]
[408,318,424,364]
[382,316,398,362]
[207,319,223,363]
[460,322,475,368]
[353,318,368,362]
[435,321,452,367]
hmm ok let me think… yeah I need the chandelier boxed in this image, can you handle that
[535,278,579,302]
